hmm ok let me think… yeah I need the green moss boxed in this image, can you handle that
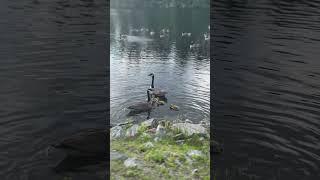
[145,149,165,163]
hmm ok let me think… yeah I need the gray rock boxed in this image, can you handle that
[110,151,127,161]
[124,158,138,168]
[155,124,166,137]
[126,124,139,137]
[187,150,204,158]
[185,119,192,124]
[200,120,210,129]
[172,123,208,136]
[111,126,125,140]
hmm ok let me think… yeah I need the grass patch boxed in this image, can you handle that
[110,120,210,179]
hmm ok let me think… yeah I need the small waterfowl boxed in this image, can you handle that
[159,34,166,38]
[148,73,168,97]
[170,104,179,111]
[190,41,201,49]
[127,89,154,112]
[140,28,149,33]
[150,31,155,36]
[161,29,168,33]
[131,28,139,33]
[181,32,192,37]
[153,97,165,106]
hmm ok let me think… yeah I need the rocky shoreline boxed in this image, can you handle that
[110,118,220,179]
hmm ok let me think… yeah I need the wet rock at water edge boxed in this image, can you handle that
[185,119,192,124]
[172,122,208,137]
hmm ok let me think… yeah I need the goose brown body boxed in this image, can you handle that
[148,73,168,97]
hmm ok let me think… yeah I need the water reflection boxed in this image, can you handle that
[110,7,210,125]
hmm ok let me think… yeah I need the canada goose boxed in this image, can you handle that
[127,89,154,112]
[51,128,107,157]
[148,73,168,97]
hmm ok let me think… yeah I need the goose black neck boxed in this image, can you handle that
[147,90,150,102]
[151,75,154,88]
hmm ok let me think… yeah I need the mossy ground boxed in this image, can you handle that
[110,123,210,180]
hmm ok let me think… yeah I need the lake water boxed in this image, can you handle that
[0,0,107,179]
[213,0,320,179]
[110,8,210,125]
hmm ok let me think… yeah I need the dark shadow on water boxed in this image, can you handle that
[127,110,151,119]
[54,155,106,173]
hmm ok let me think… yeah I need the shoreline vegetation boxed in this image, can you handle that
[110,118,221,179]
[111,0,210,8]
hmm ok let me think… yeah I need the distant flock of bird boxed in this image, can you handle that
[120,25,210,50]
